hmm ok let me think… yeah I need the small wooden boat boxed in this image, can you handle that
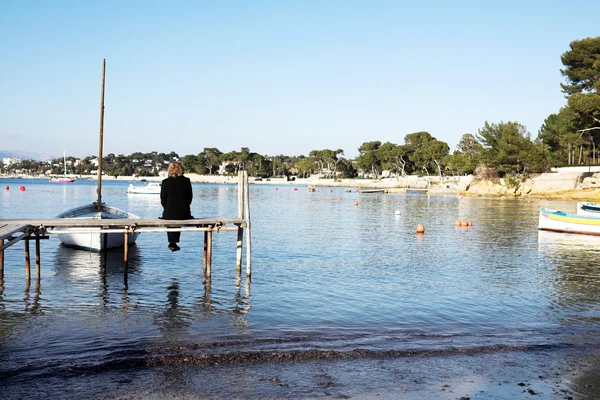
[539,207,600,236]
[54,60,138,251]
[55,203,140,251]
[359,188,386,194]
[405,188,428,194]
[576,202,600,217]
[127,181,161,194]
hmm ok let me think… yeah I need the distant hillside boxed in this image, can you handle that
[0,150,56,161]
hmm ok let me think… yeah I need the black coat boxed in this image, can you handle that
[160,176,193,219]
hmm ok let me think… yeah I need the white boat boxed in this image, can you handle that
[50,151,76,183]
[359,188,386,193]
[539,207,600,236]
[54,59,138,251]
[127,181,161,194]
[576,201,600,217]
[55,203,140,251]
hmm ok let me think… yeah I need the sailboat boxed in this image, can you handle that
[50,151,76,182]
[55,59,140,251]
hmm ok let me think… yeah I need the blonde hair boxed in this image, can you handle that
[168,161,184,177]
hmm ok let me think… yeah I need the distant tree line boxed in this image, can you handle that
[3,36,599,180]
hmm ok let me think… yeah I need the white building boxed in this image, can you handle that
[3,157,21,166]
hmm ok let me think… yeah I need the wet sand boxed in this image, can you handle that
[4,345,599,399]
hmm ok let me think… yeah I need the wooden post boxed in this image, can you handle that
[123,231,129,274]
[24,239,30,281]
[206,229,213,277]
[203,231,208,272]
[238,170,244,219]
[102,232,108,256]
[243,170,252,278]
[0,239,4,278]
[235,225,243,275]
[35,233,41,280]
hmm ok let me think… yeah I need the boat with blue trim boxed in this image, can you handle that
[539,207,600,236]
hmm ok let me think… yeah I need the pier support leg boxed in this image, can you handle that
[236,226,243,275]
[123,232,129,276]
[124,233,129,262]
[24,239,30,281]
[102,233,108,255]
[243,170,252,279]
[35,233,41,280]
[0,239,4,279]
[203,231,208,274]
[206,230,213,277]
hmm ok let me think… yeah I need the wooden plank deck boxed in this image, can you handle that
[0,223,30,252]
[0,218,246,233]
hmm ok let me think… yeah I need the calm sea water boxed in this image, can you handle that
[1,178,600,399]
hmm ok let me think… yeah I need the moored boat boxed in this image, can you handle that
[50,151,76,183]
[576,201,600,218]
[405,188,428,194]
[127,181,161,194]
[54,59,138,251]
[359,188,386,193]
[50,177,76,183]
[55,203,140,251]
[539,207,600,236]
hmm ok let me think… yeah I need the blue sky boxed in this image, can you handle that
[1,0,599,160]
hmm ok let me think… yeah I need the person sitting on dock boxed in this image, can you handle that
[160,161,194,251]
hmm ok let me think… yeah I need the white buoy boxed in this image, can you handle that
[394,210,401,215]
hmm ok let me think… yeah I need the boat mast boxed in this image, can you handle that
[96,59,106,211]
[63,151,67,177]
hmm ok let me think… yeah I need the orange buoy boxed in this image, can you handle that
[454,220,461,226]
[460,220,468,226]
[375,195,379,199]
[275,188,278,190]
[467,221,473,226]
[339,197,342,201]
[19,185,25,191]
[4,185,8,190]
[330,189,333,192]
[416,223,425,233]
[294,188,298,191]
[354,201,359,206]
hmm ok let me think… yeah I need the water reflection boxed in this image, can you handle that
[538,231,600,325]
[201,277,213,313]
[53,244,142,308]
[154,279,192,342]
[0,279,4,311]
[231,276,251,331]
[23,279,42,314]
[53,244,141,279]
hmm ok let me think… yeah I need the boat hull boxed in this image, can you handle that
[50,178,75,183]
[127,182,161,194]
[576,202,600,218]
[539,207,600,236]
[55,203,140,251]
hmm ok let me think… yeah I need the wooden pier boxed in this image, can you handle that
[0,170,252,283]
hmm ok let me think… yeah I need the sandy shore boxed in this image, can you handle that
[7,172,600,199]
